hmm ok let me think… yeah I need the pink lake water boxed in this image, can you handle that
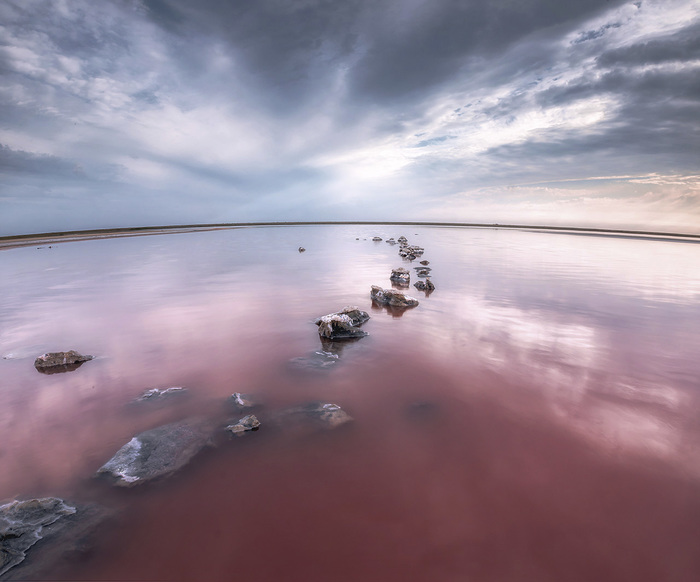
[1,224,700,581]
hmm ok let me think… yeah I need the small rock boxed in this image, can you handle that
[275,402,353,430]
[420,260,430,265]
[135,386,187,402]
[95,419,214,487]
[372,236,382,241]
[370,285,419,308]
[414,279,436,292]
[415,268,432,278]
[397,236,408,243]
[298,247,305,252]
[225,414,260,436]
[228,392,259,411]
[34,351,93,373]
[314,306,370,340]
[390,267,410,286]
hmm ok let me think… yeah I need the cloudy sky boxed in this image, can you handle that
[1,0,699,236]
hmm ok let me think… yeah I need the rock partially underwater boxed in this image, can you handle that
[274,402,353,431]
[414,279,436,292]
[370,285,419,308]
[390,267,410,286]
[228,392,260,411]
[225,414,260,436]
[314,306,370,340]
[0,498,107,580]
[95,420,214,487]
[134,386,187,402]
[33,351,93,374]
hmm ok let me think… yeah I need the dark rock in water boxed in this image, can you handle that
[95,420,214,487]
[228,392,259,411]
[370,285,419,308]
[298,246,305,252]
[420,260,430,265]
[34,351,93,374]
[225,414,260,436]
[415,268,432,278]
[414,265,431,272]
[414,279,436,292]
[134,386,187,402]
[399,245,424,260]
[0,498,109,580]
[275,402,353,430]
[390,267,410,286]
[397,236,408,243]
[372,236,382,241]
[314,306,370,340]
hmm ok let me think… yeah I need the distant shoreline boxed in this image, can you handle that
[1,221,699,250]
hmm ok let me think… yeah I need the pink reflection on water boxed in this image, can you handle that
[0,226,699,581]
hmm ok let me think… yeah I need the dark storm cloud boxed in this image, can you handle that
[0,144,86,178]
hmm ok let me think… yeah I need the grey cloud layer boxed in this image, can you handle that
[0,0,698,234]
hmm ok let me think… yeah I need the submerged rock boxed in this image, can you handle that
[288,350,340,371]
[414,279,436,292]
[134,386,187,402]
[0,498,108,581]
[314,306,370,340]
[275,402,353,430]
[390,267,410,286]
[228,392,259,411]
[34,351,93,374]
[370,285,419,308]
[225,414,260,436]
[95,419,213,487]
[0,498,75,578]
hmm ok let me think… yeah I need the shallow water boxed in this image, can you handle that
[1,224,699,581]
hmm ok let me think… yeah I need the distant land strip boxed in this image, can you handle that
[1,222,699,250]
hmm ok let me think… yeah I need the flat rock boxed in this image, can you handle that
[225,414,260,436]
[1,498,109,581]
[95,419,213,487]
[372,236,382,241]
[34,351,93,374]
[419,260,430,265]
[370,285,419,308]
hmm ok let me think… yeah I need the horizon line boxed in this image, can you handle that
[1,221,699,249]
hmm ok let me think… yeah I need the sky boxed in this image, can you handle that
[0,0,699,236]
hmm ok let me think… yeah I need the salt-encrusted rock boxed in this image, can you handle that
[298,246,305,252]
[420,260,430,265]
[0,498,75,578]
[135,386,187,402]
[0,498,109,581]
[314,306,370,340]
[390,267,410,286]
[95,420,213,487]
[225,414,260,436]
[34,351,93,373]
[398,245,424,260]
[414,279,436,292]
[372,236,382,241]
[228,392,259,411]
[275,402,353,430]
[370,285,419,308]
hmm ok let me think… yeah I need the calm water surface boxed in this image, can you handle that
[1,225,699,581]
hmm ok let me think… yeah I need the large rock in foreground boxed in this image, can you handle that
[1,498,108,580]
[314,306,370,340]
[95,420,213,487]
[34,351,93,374]
[370,285,419,308]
